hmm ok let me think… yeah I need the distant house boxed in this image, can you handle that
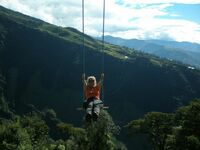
[187,66,195,70]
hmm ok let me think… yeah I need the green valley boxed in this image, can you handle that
[0,6,200,150]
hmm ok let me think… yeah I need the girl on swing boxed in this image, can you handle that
[82,73,104,122]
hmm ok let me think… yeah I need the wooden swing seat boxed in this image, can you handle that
[76,106,109,111]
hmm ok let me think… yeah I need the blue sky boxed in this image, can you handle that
[1,0,200,43]
[163,4,200,24]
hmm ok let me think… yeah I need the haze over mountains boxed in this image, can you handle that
[102,36,200,68]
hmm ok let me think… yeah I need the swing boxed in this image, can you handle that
[76,106,109,111]
[77,0,108,113]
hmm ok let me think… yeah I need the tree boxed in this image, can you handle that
[57,110,127,150]
[126,99,200,150]
[0,119,33,150]
[172,100,200,150]
[126,112,174,150]
[0,113,50,150]
[20,113,49,149]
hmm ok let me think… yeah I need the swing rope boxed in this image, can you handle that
[82,0,85,74]
[101,0,106,102]
[82,0,86,101]
[82,0,106,102]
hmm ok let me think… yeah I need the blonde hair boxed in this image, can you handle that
[87,76,97,86]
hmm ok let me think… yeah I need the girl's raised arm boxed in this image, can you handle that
[82,73,87,87]
[98,73,104,87]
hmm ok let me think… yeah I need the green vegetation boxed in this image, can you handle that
[0,94,9,113]
[0,110,126,150]
[0,114,48,150]
[57,110,126,150]
[126,99,200,150]
[0,73,126,150]
[103,36,200,69]
[1,5,200,149]
[0,75,9,113]
[0,5,185,62]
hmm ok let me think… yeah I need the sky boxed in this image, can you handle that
[1,0,200,43]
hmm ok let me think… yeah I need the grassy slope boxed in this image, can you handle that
[103,36,200,68]
[0,6,188,63]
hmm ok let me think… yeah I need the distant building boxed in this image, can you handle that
[187,66,195,70]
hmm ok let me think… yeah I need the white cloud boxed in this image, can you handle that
[122,0,200,4]
[111,18,200,43]
[0,0,200,43]
[0,0,82,27]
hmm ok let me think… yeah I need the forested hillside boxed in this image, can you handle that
[0,6,200,149]
[103,36,200,68]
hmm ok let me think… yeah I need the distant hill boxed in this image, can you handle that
[102,36,200,68]
[1,6,200,150]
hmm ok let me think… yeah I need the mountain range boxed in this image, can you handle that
[102,36,200,68]
[0,6,200,149]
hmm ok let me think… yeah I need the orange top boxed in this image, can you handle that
[85,85,101,100]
